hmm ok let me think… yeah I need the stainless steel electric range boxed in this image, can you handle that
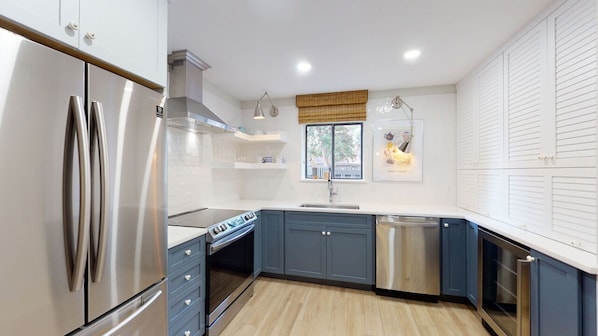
[169,208,257,336]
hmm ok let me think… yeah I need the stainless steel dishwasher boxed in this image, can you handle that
[375,215,440,298]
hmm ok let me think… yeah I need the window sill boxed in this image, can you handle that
[300,178,367,184]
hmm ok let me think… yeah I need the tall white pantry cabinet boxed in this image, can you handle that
[457,0,598,254]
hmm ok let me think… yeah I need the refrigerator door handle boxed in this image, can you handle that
[102,289,163,336]
[90,101,109,283]
[63,96,91,292]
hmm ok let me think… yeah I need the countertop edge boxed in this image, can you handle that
[167,226,208,249]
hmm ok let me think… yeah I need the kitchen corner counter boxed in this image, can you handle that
[168,226,207,249]
[203,200,598,275]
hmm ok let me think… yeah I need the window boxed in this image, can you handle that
[305,123,363,180]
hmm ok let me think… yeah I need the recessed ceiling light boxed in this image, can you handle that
[297,61,312,73]
[403,49,421,61]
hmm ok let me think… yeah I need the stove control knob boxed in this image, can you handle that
[213,228,219,234]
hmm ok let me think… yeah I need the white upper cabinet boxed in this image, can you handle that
[0,0,167,87]
[504,0,597,169]
[457,56,503,170]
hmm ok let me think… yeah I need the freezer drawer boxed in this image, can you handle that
[376,216,440,296]
[73,280,167,336]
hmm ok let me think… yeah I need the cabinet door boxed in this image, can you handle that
[457,77,477,169]
[285,224,326,279]
[0,0,79,47]
[530,250,581,336]
[582,272,597,336]
[254,211,262,277]
[476,56,504,169]
[78,0,167,86]
[441,218,467,297]
[326,226,373,285]
[466,221,478,306]
[261,210,285,274]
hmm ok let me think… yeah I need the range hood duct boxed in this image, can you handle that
[167,50,236,133]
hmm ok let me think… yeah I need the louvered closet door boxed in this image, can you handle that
[506,170,550,234]
[457,78,477,169]
[477,170,506,221]
[547,0,598,168]
[504,22,549,168]
[477,57,504,169]
[457,170,477,212]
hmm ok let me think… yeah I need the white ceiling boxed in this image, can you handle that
[168,0,552,101]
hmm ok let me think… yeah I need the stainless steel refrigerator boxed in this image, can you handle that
[0,27,167,335]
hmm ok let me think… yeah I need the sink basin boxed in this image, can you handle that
[299,203,360,210]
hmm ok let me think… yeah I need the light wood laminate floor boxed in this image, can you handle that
[220,277,490,336]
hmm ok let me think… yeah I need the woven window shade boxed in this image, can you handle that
[296,90,368,124]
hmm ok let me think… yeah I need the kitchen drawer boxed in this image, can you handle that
[168,236,205,274]
[168,261,203,298]
[169,300,204,336]
[168,284,202,324]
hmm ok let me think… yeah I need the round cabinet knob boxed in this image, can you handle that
[184,274,191,281]
[443,223,449,228]
[67,22,79,31]
[184,331,191,336]
[526,255,535,262]
[326,232,331,236]
[322,231,326,236]
[184,299,191,306]
[85,32,96,40]
[184,249,192,256]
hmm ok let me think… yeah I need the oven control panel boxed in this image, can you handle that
[208,211,256,242]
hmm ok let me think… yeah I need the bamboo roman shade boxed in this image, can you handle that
[296,90,368,124]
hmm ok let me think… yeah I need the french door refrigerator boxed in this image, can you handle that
[0,27,167,335]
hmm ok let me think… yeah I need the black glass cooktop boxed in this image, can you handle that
[168,208,248,228]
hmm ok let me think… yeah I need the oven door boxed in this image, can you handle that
[478,229,532,336]
[206,224,255,326]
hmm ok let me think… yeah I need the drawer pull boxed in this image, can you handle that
[184,331,191,336]
[184,274,191,281]
[184,249,192,256]
[184,299,191,306]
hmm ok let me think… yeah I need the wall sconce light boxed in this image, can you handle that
[391,96,415,153]
[253,91,279,119]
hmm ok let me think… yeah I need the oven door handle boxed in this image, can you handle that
[209,224,255,255]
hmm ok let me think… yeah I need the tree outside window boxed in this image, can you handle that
[305,123,362,180]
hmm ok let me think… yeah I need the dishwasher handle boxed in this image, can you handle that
[376,215,439,228]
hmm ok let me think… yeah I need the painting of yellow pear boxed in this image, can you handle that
[373,120,423,182]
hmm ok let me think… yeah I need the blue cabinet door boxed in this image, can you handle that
[326,225,373,284]
[582,272,597,336]
[531,250,581,336]
[261,210,285,274]
[285,223,326,279]
[441,218,467,297]
[466,221,478,306]
[254,211,262,277]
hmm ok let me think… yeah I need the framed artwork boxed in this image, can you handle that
[372,119,423,182]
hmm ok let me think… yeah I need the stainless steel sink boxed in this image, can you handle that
[298,203,360,210]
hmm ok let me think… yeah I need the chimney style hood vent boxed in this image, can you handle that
[167,50,236,134]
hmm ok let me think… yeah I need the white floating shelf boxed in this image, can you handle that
[214,131,287,144]
[212,162,287,170]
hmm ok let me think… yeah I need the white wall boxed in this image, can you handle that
[236,86,458,206]
[167,82,244,216]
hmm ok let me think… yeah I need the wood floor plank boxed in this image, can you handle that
[219,277,490,336]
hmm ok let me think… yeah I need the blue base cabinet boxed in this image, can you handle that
[167,236,206,336]
[530,250,597,336]
[441,218,467,297]
[284,212,374,285]
[261,210,285,275]
[465,221,478,306]
[254,211,262,277]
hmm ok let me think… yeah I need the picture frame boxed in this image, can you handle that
[372,119,424,182]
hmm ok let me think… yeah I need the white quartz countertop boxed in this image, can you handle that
[202,200,598,274]
[168,226,207,249]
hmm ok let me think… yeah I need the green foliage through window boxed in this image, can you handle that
[305,123,362,180]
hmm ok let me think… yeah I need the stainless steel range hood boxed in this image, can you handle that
[167,50,236,133]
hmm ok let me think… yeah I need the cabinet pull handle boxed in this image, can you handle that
[85,32,96,40]
[443,223,449,228]
[326,232,331,236]
[184,274,191,281]
[526,255,535,262]
[67,22,79,31]
[184,331,191,336]
[184,249,192,256]
[322,231,326,236]
[184,299,191,306]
